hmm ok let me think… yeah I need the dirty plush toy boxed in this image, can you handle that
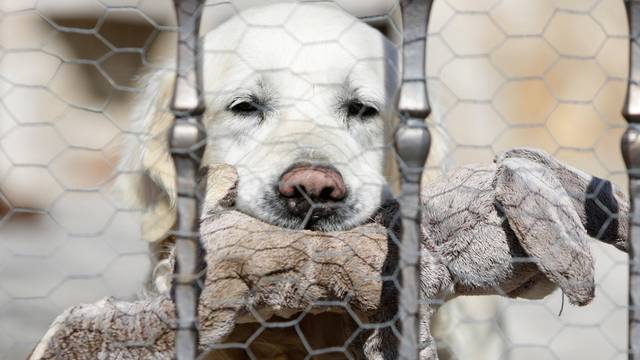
[414,147,628,359]
[31,148,628,360]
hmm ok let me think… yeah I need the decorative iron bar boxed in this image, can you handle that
[169,0,207,359]
[623,1,640,358]
[395,0,433,358]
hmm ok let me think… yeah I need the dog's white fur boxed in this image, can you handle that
[200,3,398,232]
[119,3,404,290]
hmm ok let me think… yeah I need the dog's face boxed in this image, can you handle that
[199,4,399,231]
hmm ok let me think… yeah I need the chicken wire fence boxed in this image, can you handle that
[0,0,634,359]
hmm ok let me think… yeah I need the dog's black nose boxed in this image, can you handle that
[278,165,346,217]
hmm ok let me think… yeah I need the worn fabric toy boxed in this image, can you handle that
[416,147,628,358]
[31,148,628,359]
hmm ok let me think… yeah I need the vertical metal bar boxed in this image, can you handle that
[623,1,640,359]
[170,1,206,359]
[395,1,433,359]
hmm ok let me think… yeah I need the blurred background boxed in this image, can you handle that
[0,0,629,359]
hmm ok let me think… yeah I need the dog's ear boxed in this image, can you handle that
[494,155,595,306]
[116,70,177,243]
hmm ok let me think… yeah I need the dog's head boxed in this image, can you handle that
[120,3,399,240]
[202,4,399,231]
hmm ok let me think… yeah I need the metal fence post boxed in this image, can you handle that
[170,0,207,359]
[623,1,640,358]
[395,1,433,358]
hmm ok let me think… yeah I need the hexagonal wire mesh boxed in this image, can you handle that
[0,0,633,359]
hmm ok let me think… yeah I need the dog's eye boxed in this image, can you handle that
[346,101,378,119]
[229,101,260,115]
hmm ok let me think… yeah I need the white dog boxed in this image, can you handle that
[119,2,403,291]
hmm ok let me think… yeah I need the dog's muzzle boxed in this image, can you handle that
[277,163,347,220]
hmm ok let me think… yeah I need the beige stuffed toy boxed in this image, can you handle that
[30,148,628,360]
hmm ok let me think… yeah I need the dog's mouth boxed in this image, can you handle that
[260,189,357,231]
[255,182,399,232]
[278,200,354,231]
